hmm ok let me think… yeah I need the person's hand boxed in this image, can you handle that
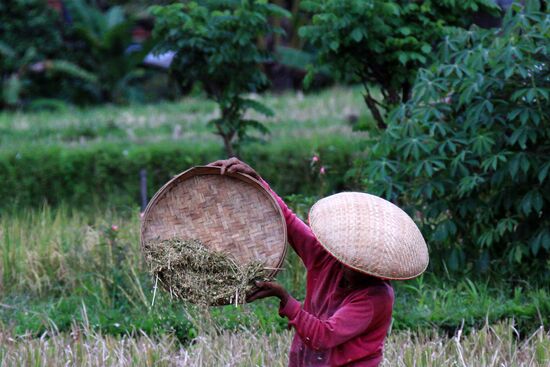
[207,157,260,180]
[247,281,290,307]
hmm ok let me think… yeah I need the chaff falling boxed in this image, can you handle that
[143,238,270,306]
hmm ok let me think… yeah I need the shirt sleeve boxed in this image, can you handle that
[259,178,326,269]
[278,295,375,350]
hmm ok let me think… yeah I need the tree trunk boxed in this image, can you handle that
[402,81,412,103]
[363,93,387,130]
[217,109,238,158]
[222,133,237,158]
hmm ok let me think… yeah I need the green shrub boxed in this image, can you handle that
[64,0,154,104]
[364,5,550,275]
[0,136,359,210]
[299,0,498,128]
[0,0,94,109]
[0,1,62,62]
[151,0,290,157]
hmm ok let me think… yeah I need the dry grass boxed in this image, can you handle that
[381,322,550,367]
[0,322,547,367]
[143,238,268,306]
[0,206,143,298]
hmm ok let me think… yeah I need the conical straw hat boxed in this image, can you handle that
[308,192,429,280]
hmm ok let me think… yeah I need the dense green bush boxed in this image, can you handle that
[365,6,549,275]
[0,136,359,210]
[0,0,94,109]
[0,1,62,61]
[0,0,157,108]
[299,0,498,128]
[151,0,290,157]
[64,0,155,104]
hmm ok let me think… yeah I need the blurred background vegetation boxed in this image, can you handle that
[0,0,549,364]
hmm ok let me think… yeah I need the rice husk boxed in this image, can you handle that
[143,238,271,306]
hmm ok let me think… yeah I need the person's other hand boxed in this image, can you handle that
[207,157,260,179]
[247,281,290,307]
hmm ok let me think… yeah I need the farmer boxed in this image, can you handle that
[208,158,429,367]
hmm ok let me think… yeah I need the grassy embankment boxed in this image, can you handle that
[0,87,369,210]
[0,87,366,150]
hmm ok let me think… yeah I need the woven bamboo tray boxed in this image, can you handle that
[140,166,287,304]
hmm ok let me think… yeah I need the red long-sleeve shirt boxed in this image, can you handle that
[262,180,394,367]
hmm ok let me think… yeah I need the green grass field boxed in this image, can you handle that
[1,87,549,366]
[0,87,366,150]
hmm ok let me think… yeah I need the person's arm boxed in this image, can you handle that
[249,281,392,350]
[208,158,326,269]
[258,177,327,269]
[278,294,376,350]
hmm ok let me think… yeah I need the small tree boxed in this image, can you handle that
[151,0,289,157]
[365,4,549,275]
[299,0,498,129]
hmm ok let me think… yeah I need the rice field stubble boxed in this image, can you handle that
[0,322,547,366]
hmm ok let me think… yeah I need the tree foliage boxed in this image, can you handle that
[0,0,63,62]
[0,0,155,108]
[151,0,290,157]
[65,0,153,104]
[299,0,499,128]
[365,4,549,275]
[0,0,94,109]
